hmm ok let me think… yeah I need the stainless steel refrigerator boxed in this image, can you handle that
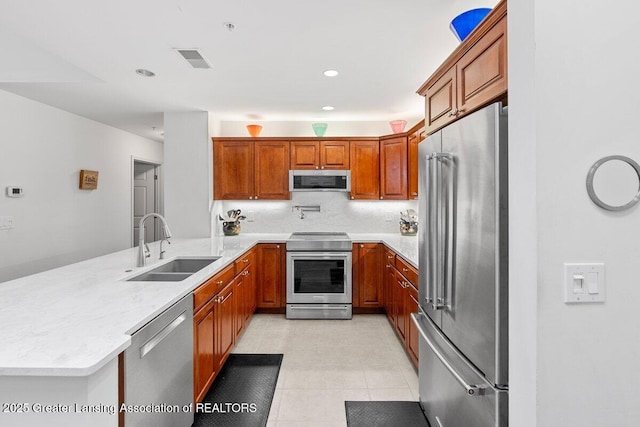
[411,102,508,427]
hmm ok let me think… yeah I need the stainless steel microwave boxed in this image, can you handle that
[289,170,351,192]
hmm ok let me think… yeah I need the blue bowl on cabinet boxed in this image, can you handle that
[450,8,492,42]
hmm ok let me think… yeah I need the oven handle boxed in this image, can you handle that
[287,252,352,258]
[288,305,350,310]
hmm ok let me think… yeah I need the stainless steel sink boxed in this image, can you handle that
[151,257,220,273]
[127,256,220,282]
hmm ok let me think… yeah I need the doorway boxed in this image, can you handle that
[132,160,161,247]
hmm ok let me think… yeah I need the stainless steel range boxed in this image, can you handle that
[286,232,352,319]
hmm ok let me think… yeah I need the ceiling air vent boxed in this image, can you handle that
[175,49,212,69]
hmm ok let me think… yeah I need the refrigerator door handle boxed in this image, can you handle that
[412,312,483,396]
[432,152,453,310]
[426,153,437,307]
[442,152,455,311]
[427,152,442,310]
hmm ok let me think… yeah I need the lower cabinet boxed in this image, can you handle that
[406,284,419,366]
[383,247,396,323]
[256,243,285,309]
[381,245,420,368]
[193,297,215,403]
[193,247,258,403]
[193,282,235,403]
[215,283,235,374]
[352,243,384,308]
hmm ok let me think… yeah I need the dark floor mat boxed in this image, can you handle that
[345,401,429,427]
[192,353,283,427]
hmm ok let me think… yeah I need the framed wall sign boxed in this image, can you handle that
[79,169,99,190]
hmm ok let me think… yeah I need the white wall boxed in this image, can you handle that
[510,1,640,425]
[507,1,537,426]
[0,90,162,283]
[164,112,211,238]
[219,120,417,138]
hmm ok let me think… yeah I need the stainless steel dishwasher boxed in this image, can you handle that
[124,294,193,427]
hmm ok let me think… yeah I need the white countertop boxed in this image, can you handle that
[0,233,416,377]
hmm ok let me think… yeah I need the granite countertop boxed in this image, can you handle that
[0,233,417,377]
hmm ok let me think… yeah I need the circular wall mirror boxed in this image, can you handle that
[586,155,640,211]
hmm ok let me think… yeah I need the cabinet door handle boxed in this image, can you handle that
[315,166,319,170]
[387,255,394,259]
[380,196,384,200]
[276,245,280,248]
[217,280,223,285]
[249,196,253,200]
[321,166,325,169]
[448,108,459,118]
[244,259,249,263]
[255,195,259,200]
[351,196,355,200]
[243,270,249,276]
[360,244,364,248]
[402,268,409,272]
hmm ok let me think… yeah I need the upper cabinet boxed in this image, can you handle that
[213,140,290,200]
[418,0,507,135]
[290,140,349,170]
[379,135,408,200]
[213,140,254,200]
[407,122,425,199]
[349,139,380,200]
[254,141,290,200]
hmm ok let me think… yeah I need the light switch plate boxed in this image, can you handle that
[564,263,605,303]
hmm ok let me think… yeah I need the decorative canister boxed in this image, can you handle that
[222,221,241,236]
[400,221,418,236]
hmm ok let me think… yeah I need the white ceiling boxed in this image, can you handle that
[0,0,496,142]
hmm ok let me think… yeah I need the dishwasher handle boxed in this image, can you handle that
[139,310,187,358]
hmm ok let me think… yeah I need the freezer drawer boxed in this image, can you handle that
[413,312,507,427]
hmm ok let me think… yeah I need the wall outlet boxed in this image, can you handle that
[246,210,255,222]
[385,211,394,222]
[0,216,14,230]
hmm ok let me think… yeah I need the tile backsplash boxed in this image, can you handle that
[211,192,417,236]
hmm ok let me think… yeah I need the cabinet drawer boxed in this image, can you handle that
[234,248,256,274]
[193,263,235,311]
[395,256,418,286]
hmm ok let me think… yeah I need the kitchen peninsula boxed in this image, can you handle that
[0,233,417,426]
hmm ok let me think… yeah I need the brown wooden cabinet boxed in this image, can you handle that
[193,297,215,403]
[213,140,289,200]
[382,245,420,368]
[352,243,384,308]
[407,122,425,199]
[256,243,285,309]
[379,135,408,200]
[214,283,235,374]
[213,140,254,200]
[394,270,408,341]
[383,247,397,323]
[349,139,380,200]
[254,141,290,199]
[193,247,257,403]
[290,140,349,170]
[193,273,236,403]
[406,284,420,366]
[418,0,507,135]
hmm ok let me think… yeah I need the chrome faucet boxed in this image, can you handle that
[137,213,172,267]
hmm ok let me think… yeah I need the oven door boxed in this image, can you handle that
[286,251,352,304]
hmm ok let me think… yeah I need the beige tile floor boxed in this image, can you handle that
[232,314,419,427]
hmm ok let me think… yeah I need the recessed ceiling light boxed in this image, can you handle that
[323,69,339,77]
[322,106,335,111]
[135,69,155,77]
